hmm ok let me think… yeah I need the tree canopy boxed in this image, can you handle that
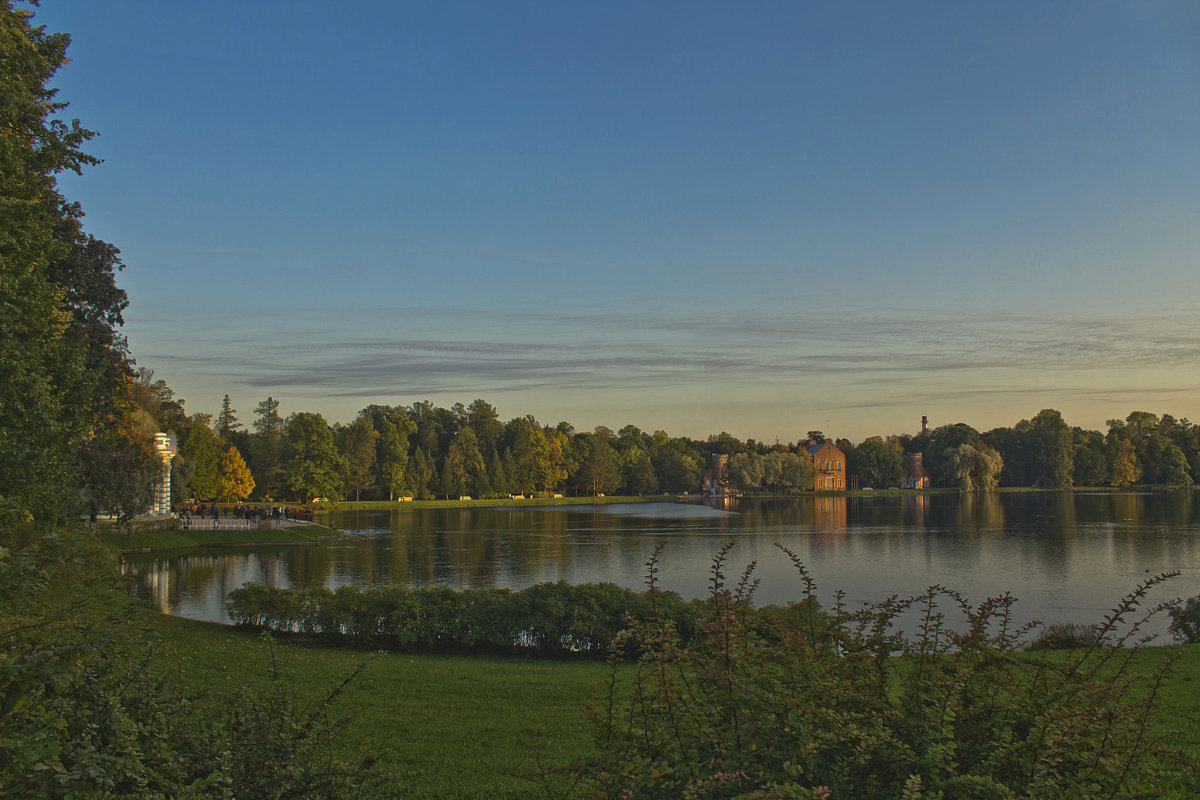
[0,1,142,523]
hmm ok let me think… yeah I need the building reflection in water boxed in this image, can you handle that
[813,496,847,530]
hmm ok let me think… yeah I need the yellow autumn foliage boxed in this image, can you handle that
[217,445,255,501]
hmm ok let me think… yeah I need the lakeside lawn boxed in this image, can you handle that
[146,613,605,800]
[144,611,1200,800]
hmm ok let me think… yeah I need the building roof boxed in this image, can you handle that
[806,440,845,458]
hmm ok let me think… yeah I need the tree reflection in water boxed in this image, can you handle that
[122,494,1200,640]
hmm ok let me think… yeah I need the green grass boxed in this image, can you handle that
[145,613,608,799]
[100,522,340,552]
[140,609,1200,800]
[1128,644,1200,796]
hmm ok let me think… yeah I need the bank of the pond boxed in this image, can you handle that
[328,494,674,511]
[106,522,341,553]
[145,611,1200,800]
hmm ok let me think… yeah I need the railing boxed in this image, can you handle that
[179,518,282,531]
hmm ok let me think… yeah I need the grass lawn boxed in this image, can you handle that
[142,610,1200,800]
[145,613,608,799]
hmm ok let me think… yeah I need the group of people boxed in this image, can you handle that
[177,502,315,525]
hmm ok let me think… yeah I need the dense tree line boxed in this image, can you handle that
[128,390,1197,506]
[837,408,1198,491]
[158,395,728,503]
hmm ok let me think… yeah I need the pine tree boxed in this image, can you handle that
[253,397,283,499]
[216,394,241,437]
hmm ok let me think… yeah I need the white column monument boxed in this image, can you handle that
[152,433,177,516]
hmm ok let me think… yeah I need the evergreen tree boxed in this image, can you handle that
[487,450,508,497]
[466,398,502,460]
[407,448,434,500]
[578,438,621,496]
[376,420,411,500]
[253,396,283,499]
[336,416,377,501]
[216,394,241,437]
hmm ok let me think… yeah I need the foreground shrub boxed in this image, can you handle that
[1168,595,1200,644]
[556,543,1181,800]
[0,530,398,798]
[1024,621,1102,650]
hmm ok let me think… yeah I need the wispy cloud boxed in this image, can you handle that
[127,304,1200,419]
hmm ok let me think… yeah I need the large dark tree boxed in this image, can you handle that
[252,396,284,499]
[335,416,377,501]
[0,2,140,523]
[577,437,621,497]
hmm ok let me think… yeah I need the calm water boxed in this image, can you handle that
[123,492,1200,640]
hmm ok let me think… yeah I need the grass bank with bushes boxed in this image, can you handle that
[6,526,1200,799]
[148,606,1200,800]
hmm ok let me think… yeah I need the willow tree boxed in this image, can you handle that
[943,443,1003,492]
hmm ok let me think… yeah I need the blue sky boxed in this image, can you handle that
[35,0,1200,441]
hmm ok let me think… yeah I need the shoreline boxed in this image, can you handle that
[108,521,341,554]
[109,487,1193,554]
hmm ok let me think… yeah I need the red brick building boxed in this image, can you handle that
[805,440,846,491]
[902,452,930,489]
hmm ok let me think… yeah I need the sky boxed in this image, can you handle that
[32,0,1200,443]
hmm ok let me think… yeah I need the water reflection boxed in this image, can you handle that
[122,493,1200,639]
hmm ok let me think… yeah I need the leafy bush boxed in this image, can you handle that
[555,543,1180,800]
[1024,621,1102,650]
[227,580,699,657]
[0,530,398,798]
[1168,595,1200,644]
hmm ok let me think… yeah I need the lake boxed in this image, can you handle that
[122,491,1200,641]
